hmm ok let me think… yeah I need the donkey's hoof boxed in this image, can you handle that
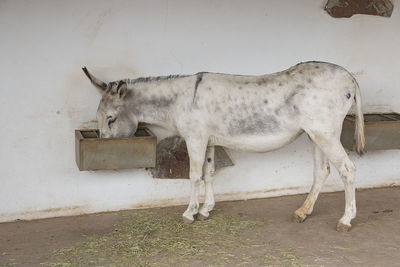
[292,211,307,223]
[197,212,209,221]
[336,222,352,232]
[182,215,194,224]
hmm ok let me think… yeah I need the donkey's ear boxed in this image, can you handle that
[82,67,108,93]
[116,80,127,98]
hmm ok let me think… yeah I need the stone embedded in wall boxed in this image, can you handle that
[325,0,394,18]
[147,136,234,179]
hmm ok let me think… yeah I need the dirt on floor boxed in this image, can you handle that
[0,186,399,267]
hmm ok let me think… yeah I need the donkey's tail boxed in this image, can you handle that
[353,79,365,155]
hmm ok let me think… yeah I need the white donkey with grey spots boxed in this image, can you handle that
[83,61,365,232]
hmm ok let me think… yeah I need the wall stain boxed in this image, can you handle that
[40,205,85,214]
[2,185,399,223]
[1,205,88,223]
[130,186,303,210]
[87,8,112,44]
[351,70,364,76]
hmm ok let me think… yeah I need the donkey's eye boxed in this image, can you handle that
[108,117,117,128]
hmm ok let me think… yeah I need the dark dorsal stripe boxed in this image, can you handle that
[192,73,203,103]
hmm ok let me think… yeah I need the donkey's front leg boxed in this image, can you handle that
[198,146,215,220]
[182,139,208,224]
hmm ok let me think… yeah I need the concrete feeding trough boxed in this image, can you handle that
[75,127,156,171]
[341,113,400,151]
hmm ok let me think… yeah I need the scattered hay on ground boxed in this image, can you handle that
[45,211,301,266]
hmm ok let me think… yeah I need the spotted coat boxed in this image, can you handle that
[83,61,365,232]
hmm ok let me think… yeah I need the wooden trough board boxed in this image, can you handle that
[341,113,400,151]
[75,127,156,171]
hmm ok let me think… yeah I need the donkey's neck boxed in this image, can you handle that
[126,76,187,128]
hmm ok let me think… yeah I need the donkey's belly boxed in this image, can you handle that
[209,130,303,153]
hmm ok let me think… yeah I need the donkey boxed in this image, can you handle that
[82,61,365,232]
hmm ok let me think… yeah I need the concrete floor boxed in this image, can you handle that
[0,186,399,266]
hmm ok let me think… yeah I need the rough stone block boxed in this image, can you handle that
[325,0,393,18]
[148,136,234,179]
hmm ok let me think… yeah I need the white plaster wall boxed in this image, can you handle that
[0,0,399,222]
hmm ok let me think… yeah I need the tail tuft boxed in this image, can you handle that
[353,79,365,155]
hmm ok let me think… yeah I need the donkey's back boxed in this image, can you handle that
[174,61,362,153]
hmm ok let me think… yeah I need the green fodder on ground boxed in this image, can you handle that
[46,211,301,266]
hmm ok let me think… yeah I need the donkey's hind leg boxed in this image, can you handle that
[198,146,215,220]
[307,132,356,232]
[293,139,330,223]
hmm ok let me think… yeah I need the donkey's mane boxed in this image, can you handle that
[125,74,190,85]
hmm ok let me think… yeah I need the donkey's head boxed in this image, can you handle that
[82,67,138,138]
